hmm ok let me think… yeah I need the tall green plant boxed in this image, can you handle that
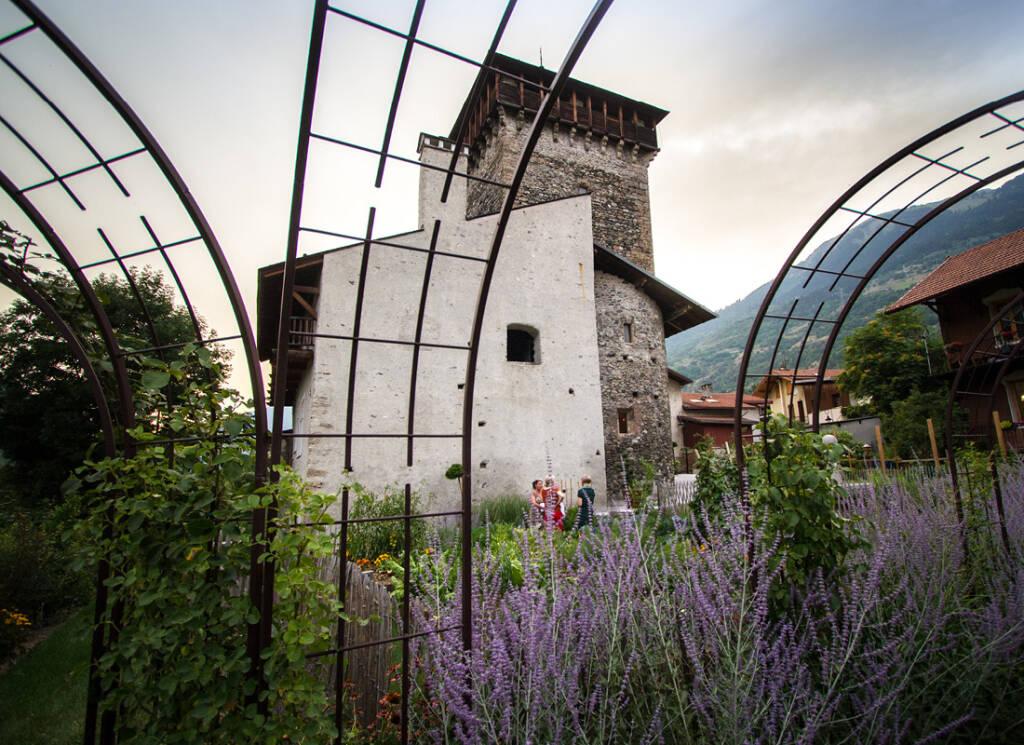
[626,458,656,511]
[692,436,738,527]
[69,351,339,743]
[954,442,1000,560]
[747,417,864,602]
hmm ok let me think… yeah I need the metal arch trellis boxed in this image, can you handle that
[0,1,268,743]
[0,0,615,741]
[733,90,1024,490]
[270,1,613,742]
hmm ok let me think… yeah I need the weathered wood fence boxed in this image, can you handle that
[321,558,399,726]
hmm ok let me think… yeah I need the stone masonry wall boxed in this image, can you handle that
[467,107,657,272]
[594,270,674,501]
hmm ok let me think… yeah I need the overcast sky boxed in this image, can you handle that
[2,0,1023,390]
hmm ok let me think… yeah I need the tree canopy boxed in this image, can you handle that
[0,229,216,506]
[837,308,949,458]
[837,308,943,417]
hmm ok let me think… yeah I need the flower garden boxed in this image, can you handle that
[50,360,1023,744]
[394,447,1024,744]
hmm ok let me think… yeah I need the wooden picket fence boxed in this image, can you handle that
[321,558,399,726]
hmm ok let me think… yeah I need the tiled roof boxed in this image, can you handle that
[887,228,1024,313]
[667,367,693,385]
[681,392,763,410]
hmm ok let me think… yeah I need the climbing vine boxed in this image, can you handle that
[68,349,340,744]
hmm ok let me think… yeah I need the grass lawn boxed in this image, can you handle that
[0,607,89,745]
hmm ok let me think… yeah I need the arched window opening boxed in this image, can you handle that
[507,325,539,363]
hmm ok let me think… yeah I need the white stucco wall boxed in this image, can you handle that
[666,375,684,465]
[291,139,608,512]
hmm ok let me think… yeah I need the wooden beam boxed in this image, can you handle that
[260,255,322,278]
[292,291,318,320]
[293,284,320,295]
[993,410,1008,457]
[927,418,941,469]
[875,424,887,471]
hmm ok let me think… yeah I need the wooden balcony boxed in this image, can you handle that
[289,315,315,351]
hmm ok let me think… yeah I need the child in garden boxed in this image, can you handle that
[542,477,564,530]
[576,475,596,529]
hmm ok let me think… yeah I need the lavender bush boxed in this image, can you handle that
[405,462,1023,744]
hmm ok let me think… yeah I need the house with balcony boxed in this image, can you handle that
[751,368,853,425]
[886,226,1024,432]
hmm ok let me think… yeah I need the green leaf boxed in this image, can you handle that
[186,518,215,539]
[141,369,171,389]
[224,417,244,437]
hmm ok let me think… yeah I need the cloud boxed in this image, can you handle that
[664,98,882,158]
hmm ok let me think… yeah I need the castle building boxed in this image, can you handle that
[257,54,713,510]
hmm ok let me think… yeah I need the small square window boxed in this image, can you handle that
[507,326,538,363]
[623,322,633,343]
[617,407,636,434]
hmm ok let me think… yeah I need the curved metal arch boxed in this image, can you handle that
[0,260,116,456]
[8,0,267,450]
[3,4,271,741]
[459,0,613,636]
[274,2,614,741]
[0,258,119,745]
[734,90,1024,476]
[807,160,1024,431]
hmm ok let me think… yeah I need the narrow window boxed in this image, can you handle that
[617,407,635,434]
[623,322,633,343]
[831,393,841,409]
[797,400,806,423]
[507,325,538,363]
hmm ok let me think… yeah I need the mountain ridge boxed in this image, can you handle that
[666,172,1024,391]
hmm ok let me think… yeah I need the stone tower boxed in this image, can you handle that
[456,55,676,502]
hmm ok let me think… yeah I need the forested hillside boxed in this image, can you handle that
[667,173,1024,391]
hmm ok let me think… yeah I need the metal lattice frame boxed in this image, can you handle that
[734,91,1024,476]
[271,1,613,740]
[0,1,267,742]
[0,0,614,743]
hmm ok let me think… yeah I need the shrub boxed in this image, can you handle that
[626,458,656,511]
[476,493,530,527]
[346,481,427,562]
[0,509,88,633]
[692,436,737,526]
